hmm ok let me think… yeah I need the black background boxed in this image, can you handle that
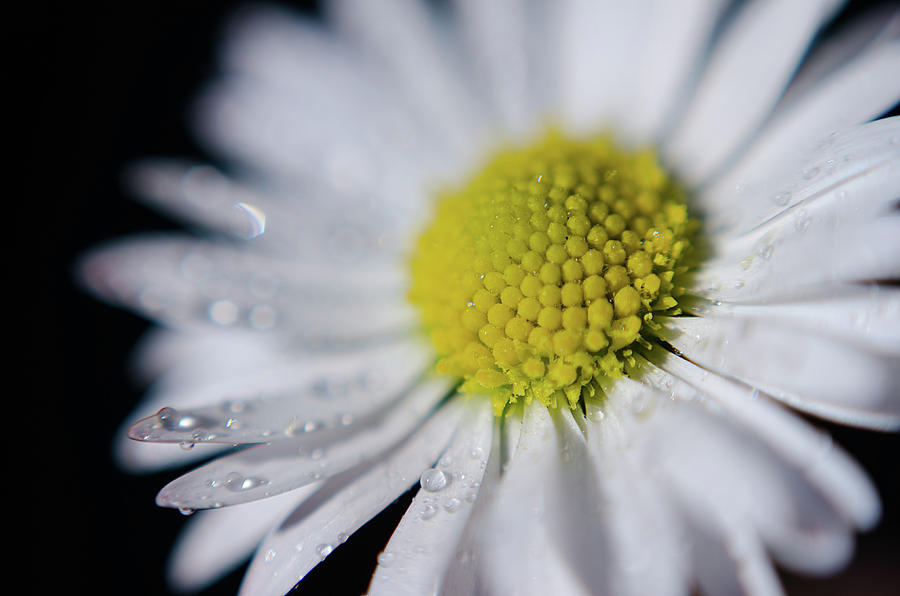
[22,1,900,594]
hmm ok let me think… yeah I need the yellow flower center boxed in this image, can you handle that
[409,133,695,414]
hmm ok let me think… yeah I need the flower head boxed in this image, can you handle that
[82,1,900,594]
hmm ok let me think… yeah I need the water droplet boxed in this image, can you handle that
[773,191,791,206]
[225,417,241,430]
[759,244,773,260]
[469,447,484,460]
[420,504,437,520]
[438,455,453,468]
[420,469,449,492]
[377,552,395,567]
[223,472,269,492]
[264,549,276,562]
[179,441,195,451]
[178,507,195,516]
[794,212,811,232]
[444,498,462,513]
[209,299,239,325]
[802,166,819,180]
[337,532,349,544]
[232,201,267,239]
[316,543,334,558]
[249,304,277,331]
[310,448,325,460]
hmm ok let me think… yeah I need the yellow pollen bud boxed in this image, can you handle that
[409,132,694,412]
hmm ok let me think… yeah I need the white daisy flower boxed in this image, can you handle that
[81,0,900,594]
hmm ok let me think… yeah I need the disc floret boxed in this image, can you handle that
[409,133,694,413]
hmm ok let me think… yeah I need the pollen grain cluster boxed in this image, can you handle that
[409,133,694,414]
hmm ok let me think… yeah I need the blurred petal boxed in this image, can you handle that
[238,397,466,596]
[665,0,844,184]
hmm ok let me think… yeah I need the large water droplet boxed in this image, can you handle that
[224,472,269,492]
[420,469,449,492]
[209,299,239,325]
[316,543,334,558]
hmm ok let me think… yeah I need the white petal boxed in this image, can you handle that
[641,349,881,529]
[452,0,538,140]
[169,484,320,591]
[368,399,494,596]
[683,506,785,596]
[481,402,592,596]
[580,389,689,596]
[665,0,844,184]
[555,0,647,135]
[706,11,900,198]
[238,398,466,596]
[691,148,900,302]
[201,7,447,213]
[155,377,455,510]
[436,413,503,596]
[79,236,415,342]
[698,114,900,239]
[126,160,419,254]
[128,339,431,445]
[685,286,900,356]
[624,0,728,143]
[657,314,900,429]
[650,401,853,575]
[326,0,486,168]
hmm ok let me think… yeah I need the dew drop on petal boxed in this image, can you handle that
[316,544,334,559]
[420,469,449,492]
[209,299,239,325]
[377,552,395,567]
[773,191,791,206]
[224,472,269,492]
[444,498,462,513]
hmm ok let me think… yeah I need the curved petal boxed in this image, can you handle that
[237,397,466,596]
[367,398,494,596]
[555,0,647,135]
[656,313,900,429]
[705,10,900,200]
[624,0,729,143]
[665,0,845,184]
[326,0,487,167]
[452,0,538,140]
[640,349,881,529]
[698,116,900,239]
[168,484,321,592]
[128,339,431,445]
[690,150,900,303]
[79,236,415,342]
[683,286,900,356]
[480,402,592,596]
[154,378,455,510]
